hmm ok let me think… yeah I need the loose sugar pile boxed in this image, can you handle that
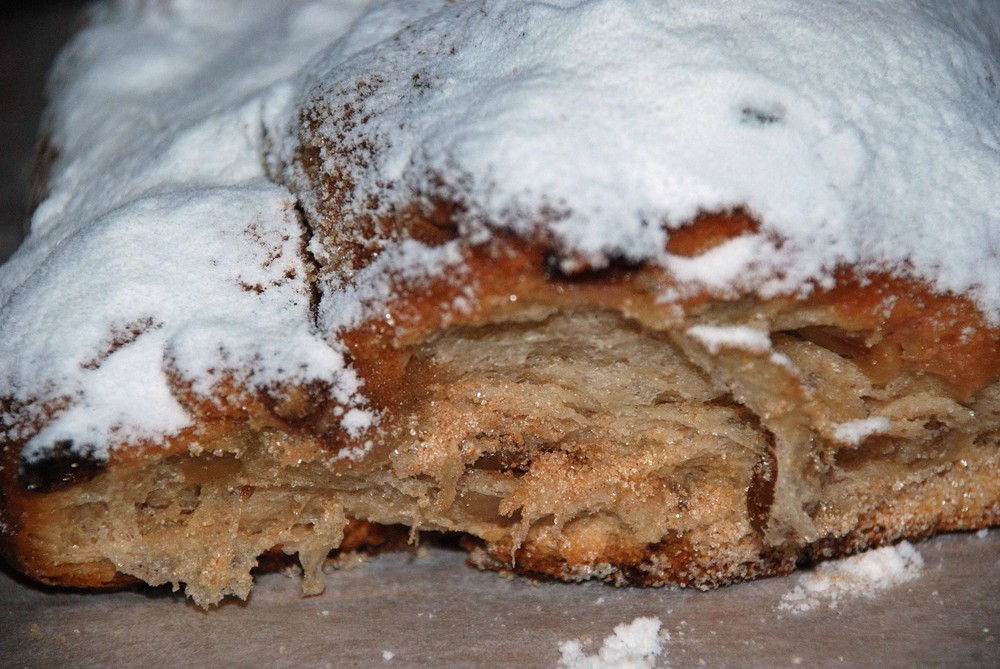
[779,542,925,613]
[559,617,667,669]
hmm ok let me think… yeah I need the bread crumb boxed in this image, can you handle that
[281,563,303,579]
[382,650,395,662]
[559,617,666,668]
[331,551,369,571]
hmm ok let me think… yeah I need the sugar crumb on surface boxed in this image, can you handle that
[830,417,891,445]
[779,541,924,612]
[0,1,371,461]
[685,324,772,355]
[291,0,1000,320]
[558,616,667,669]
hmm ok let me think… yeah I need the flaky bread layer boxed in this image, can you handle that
[3,296,998,606]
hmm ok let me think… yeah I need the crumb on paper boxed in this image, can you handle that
[779,541,923,612]
[382,650,395,662]
[975,528,989,539]
[559,616,666,668]
[329,550,369,572]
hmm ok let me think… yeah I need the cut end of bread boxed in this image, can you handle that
[5,300,997,607]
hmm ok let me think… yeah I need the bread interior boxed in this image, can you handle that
[18,308,999,606]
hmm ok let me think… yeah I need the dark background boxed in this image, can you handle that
[1,1,88,262]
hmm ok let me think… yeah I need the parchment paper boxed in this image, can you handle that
[1,532,998,668]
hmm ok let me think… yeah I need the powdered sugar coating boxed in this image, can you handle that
[831,417,892,446]
[0,1,374,460]
[287,0,1000,314]
[1,0,998,460]
[685,325,772,355]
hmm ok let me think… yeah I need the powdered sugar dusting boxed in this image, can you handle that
[0,1,372,460]
[288,0,1000,318]
[319,238,469,334]
[685,325,772,355]
[831,417,891,446]
[559,617,667,669]
[779,542,924,612]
